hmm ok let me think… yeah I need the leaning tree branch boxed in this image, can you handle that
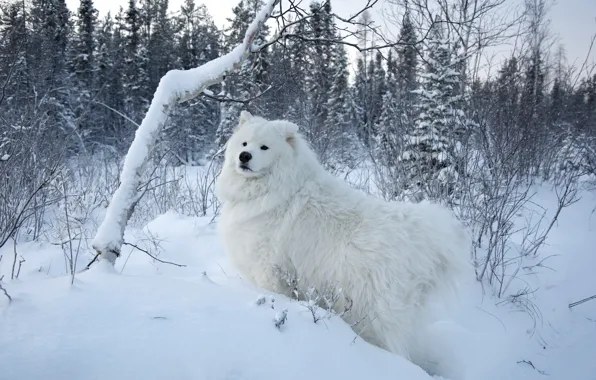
[91,0,280,265]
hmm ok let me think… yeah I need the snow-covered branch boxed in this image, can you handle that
[91,0,280,265]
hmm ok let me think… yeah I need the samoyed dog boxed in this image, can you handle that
[215,111,471,375]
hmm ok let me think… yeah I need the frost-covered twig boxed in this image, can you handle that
[91,0,280,265]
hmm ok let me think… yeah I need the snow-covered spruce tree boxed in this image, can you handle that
[304,1,336,162]
[396,9,418,104]
[94,11,132,149]
[28,0,74,145]
[0,2,29,113]
[214,74,247,152]
[92,0,279,264]
[72,0,97,96]
[262,37,290,121]
[375,10,418,171]
[351,50,386,147]
[165,0,221,164]
[398,20,465,202]
[284,19,310,125]
[147,0,175,87]
[351,57,370,143]
[370,50,386,132]
[70,0,98,147]
[375,52,402,165]
[121,0,151,126]
[214,0,270,152]
[518,48,547,176]
[324,29,359,169]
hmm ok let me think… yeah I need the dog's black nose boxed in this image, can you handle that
[239,151,252,163]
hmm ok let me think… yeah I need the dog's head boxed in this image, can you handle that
[223,111,299,179]
[216,111,319,204]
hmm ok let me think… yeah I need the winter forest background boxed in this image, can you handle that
[0,0,595,297]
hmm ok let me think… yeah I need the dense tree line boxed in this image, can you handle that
[0,0,594,181]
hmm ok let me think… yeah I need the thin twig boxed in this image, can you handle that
[83,252,101,271]
[122,242,186,267]
[0,279,12,303]
[517,360,548,375]
[92,100,140,127]
[569,295,596,309]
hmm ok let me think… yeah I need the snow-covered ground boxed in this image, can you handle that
[1,179,595,380]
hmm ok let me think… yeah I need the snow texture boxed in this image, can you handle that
[91,0,278,262]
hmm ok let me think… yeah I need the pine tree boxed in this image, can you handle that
[399,20,463,201]
[0,2,29,111]
[494,57,520,132]
[29,0,71,90]
[121,0,150,124]
[520,50,545,126]
[28,0,75,149]
[351,57,370,142]
[72,0,97,93]
[518,49,546,174]
[370,50,386,130]
[374,10,418,174]
[351,39,386,147]
[305,1,335,158]
[264,40,292,120]
[214,0,270,151]
[396,9,418,103]
[284,19,310,124]
[147,0,176,91]
[550,76,565,126]
[375,51,402,165]
[95,11,127,147]
[166,0,221,163]
[325,34,358,168]
[70,0,98,145]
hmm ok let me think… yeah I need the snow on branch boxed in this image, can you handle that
[91,0,280,265]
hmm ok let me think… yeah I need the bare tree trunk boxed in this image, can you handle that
[92,0,279,265]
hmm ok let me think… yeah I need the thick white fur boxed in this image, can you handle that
[215,112,471,370]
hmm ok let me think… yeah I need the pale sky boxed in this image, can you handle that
[66,0,595,74]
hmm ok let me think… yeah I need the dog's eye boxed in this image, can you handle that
[242,142,247,147]
[260,145,269,151]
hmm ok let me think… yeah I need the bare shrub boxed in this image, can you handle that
[0,275,11,303]
[42,155,122,280]
[180,155,222,218]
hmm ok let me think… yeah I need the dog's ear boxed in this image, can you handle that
[284,122,298,137]
[238,110,253,127]
[284,122,299,147]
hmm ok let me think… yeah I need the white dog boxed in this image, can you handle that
[215,111,471,372]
